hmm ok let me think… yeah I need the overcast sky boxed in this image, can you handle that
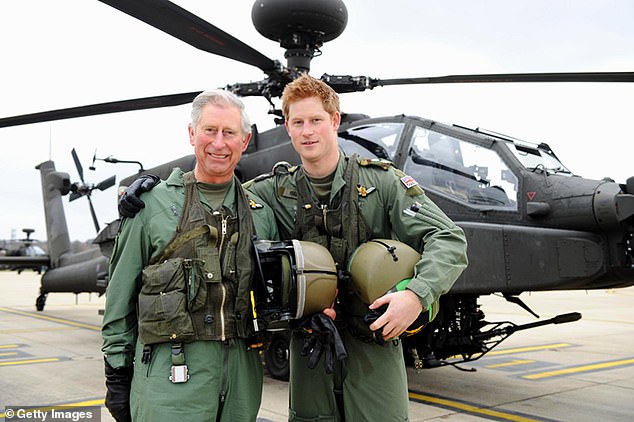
[1,0,633,242]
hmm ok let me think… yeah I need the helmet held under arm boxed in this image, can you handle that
[253,239,338,330]
[347,239,439,334]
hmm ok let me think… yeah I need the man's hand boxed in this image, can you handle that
[367,289,423,341]
[118,174,160,218]
[321,288,338,320]
[104,359,133,422]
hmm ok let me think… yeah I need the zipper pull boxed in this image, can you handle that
[221,215,228,239]
[321,204,328,229]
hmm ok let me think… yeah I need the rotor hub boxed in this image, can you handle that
[252,0,348,71]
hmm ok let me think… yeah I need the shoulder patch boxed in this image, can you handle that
[358,157,393,171]
[393,168,425,197]
[399,175,418,189]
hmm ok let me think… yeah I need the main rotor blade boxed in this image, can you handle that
[0,92,200,128]
[370,72,634,88]
[71,148,85,183]
[98,0,277,73]
[87,195,101,233]
[96,175,117,191]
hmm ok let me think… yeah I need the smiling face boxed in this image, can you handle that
[285,96,341,177]
[189,102,250,184]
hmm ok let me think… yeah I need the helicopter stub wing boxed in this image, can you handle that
[0,255,50,268]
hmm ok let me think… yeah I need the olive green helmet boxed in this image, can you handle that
[347,239,439,330]
[253,239,338,330]
[348,239,421,304]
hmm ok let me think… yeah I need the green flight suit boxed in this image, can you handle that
[248,154,468,422]
[102,168,278,422]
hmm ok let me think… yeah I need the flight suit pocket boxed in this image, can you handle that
[138,257,197,344]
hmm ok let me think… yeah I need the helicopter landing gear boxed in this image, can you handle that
[36,292,48,311]
[263,331,290,381]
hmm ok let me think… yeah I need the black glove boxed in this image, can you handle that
[364,304,428,345]
[104,359,133,422]
[299,313,347,374]
[363,304,389,345]
[118,174,160,218]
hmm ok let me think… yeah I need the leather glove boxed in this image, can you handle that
[364,304,428,345]
[299,313,347,374]
[104,358,133,422]
[118,174,160,218]
[363,304,389,345]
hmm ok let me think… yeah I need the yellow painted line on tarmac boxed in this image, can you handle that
[0,307,100,331]
[0,357,61,367]
[0,326,77,334]
[488,343,571,356]
[522,357,634,380]
[0,351,19,357]
[0,344,20,349]
[486,359,536,369]
[0,399,105,419]
[409,390,542,422]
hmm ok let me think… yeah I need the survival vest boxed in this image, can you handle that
[293,155,394,340]
[137,172,256,345]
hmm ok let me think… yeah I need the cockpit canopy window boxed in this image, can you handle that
[507,142,572,175]
[338,122,403,160]
[404,127,518,210]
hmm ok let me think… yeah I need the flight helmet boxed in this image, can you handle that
[253,239,338,330]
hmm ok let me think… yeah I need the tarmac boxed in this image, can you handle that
[1,270,633,421]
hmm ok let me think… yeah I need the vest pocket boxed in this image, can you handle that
[138,257,197,344]
[221,233,239,283]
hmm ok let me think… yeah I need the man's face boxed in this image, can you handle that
[189,103,250,184]
[285,96,340,166]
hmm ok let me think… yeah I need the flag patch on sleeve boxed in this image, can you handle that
[400,175,419,189]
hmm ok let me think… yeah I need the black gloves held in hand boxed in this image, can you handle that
[300,313,347,374]
[363,304,389,345]
[104,358,133,422]
[364,304,429,345]
[118,174,160,218]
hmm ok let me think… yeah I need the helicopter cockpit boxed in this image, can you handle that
[506,141,573,176]
[339,121,519,211]
[404,128,518,210]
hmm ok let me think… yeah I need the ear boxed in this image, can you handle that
[285,120,291,136]
[188,123,195,146]
[331,111,341,130]
[241,132,252,152]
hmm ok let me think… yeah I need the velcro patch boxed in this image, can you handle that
[400,175,419,189]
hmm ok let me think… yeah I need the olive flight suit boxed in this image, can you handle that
[102,168,278,422]
[247,154,468,422]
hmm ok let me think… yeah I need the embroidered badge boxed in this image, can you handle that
[249,199,263,209]
[400,175,419,189]
[356,184,376,197]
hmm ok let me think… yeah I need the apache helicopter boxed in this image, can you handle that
[0,150,116,310]
[1,0,633,378]
[0,228,47,273]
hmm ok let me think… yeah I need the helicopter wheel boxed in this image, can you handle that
[35,293,48,311]
[264,331,290,381]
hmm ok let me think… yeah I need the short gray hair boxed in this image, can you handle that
[191,90,251,136]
